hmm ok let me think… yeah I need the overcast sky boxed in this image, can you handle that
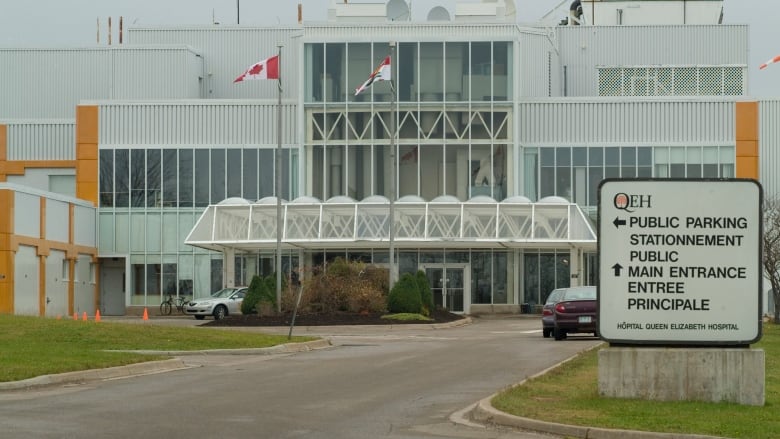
[1,0,778,96]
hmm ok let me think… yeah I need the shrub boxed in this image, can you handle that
[293,259,388,314]
[241,275,264,314]
[387,272,422,314]
[415,270,434,316]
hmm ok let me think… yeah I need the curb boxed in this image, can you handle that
[470,397,728,439]
[0,358,189,391]
[119,338,333,356]
[0,339,333,391]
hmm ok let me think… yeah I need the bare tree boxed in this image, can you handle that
[763,196,780,323]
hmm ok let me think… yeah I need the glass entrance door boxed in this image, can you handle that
[421,264,469,313]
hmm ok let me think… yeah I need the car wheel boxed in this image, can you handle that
[213,305,227,320]
[194,315,205,320]
[542,328,551,338]
[553,327,567,340]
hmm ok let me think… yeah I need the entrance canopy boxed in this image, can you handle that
[184,195,597,252]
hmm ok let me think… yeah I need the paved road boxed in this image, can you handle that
[0,316,601,439]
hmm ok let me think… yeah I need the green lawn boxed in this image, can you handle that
[0,315,316,382]
[492,323,780,439]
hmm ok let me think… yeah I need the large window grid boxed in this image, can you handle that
[98,147,298,209]
[524,145,736,208]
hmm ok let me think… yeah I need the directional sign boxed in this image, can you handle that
[598,179,762,345]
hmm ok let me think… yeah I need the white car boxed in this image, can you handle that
[185,287,247,320]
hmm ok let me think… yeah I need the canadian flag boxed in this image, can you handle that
[234,55,279,83]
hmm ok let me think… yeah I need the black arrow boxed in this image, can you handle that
[611,263,623,276]
[613,217,626,228]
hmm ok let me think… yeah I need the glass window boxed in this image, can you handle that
[540,148,555,198]
[637,147,652,177]
[327,145,345,198]
[492,42,510,101]
[211,149,225,204]
[227,149,242,198]
[179,149,193,207]
[720,146,735,177]
[259,149,274,199]
[654,147,669,178]
[472,251,491,304]
[194,149,209,207]
[620,146,636,178]
[605,148,619,179]
[347,144,372,200]
[523,253,539,306]
[347,43,372,102]
[146,149,161,208]
[556,147,571,200]
[305,44,324,102]
[115,149,129,207]
[398,42,417,102]
[446,42,468,102]
[420,145,443,200]
[419,43,443,102]
[99,150,114,207]
[130,149,145,208]
[702,146,718,177]
[325,44,346,103]
[242,149,258,201]
[312,145,324,200]
[687,147,702,178]
[470,42,490,101]
[162,149,177,208]
[670,147,685,178]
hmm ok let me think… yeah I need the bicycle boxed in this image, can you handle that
[160,294,190,315]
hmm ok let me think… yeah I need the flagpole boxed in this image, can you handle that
[389,41,397,289]
[276,43,283,313]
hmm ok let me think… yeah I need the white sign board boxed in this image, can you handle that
[598,179,762,345]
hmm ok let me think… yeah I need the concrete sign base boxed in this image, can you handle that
[598,347,765,406]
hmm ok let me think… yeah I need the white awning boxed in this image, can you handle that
[184,195,598,252]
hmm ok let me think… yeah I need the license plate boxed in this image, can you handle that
[578,316,592,324]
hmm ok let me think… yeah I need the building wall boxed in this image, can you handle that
[0,185,98,316]
[0,47,203,119]
[557,25,748,97]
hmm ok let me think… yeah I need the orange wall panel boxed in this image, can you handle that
[736,157,759,179]
[735,102,759,141]
[736,140,758,157]
[76,106,99,146]
[77,159,98,183]
[77,182,98,204]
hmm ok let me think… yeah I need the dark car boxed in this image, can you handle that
[541,288,566,338]
[551,286,597,340]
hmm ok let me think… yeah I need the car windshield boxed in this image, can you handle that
[562,287,596,301]
[545,290,564,304]
[211,288,237,298]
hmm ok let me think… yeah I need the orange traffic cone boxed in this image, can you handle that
[142,307,149,321]
[82,311,88,321]
[95,309,101,322]
[73,312,78,321]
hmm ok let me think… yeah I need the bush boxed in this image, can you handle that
[241,275,264,314]
[415,270,434,316]
[387,272,422,314]
[293,259,388,314]
[241,273,282,315]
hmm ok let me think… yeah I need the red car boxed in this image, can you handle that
[551,286,597,340]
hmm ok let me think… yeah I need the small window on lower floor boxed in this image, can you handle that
[61,260,69,281]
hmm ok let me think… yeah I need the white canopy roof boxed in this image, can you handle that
[185,195,598,252]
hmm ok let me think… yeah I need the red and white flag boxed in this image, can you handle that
[759,54,780,70]
[354,56,391,96]
[234,55,279,83]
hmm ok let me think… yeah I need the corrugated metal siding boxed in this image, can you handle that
[5,120,75,160]
[0,47,202,119]
[126,27,301,101]
[98,101,298,146]
[302,23,520,41]
[517,31,557,97]
[760,100,780,199]
[518,98,735,144]
[557,25,748,97]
